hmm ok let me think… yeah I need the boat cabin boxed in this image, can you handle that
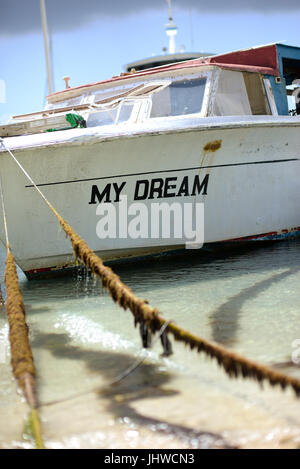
[1,43,300,137]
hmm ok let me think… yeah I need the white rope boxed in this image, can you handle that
[0,174,9,249]
[0,137,55,214]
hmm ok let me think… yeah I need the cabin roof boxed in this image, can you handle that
[47,43,300,102]
[124,51,213,72]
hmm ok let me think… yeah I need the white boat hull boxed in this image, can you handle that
[0,116,300,277]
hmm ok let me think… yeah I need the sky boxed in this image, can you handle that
[1,0,300,123]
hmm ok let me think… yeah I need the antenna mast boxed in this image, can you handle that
[167,0,173,20]
[165,0,178,54]
[40,0,54,95]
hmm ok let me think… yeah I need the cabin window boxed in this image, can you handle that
[213,71,252,116]
[263,78,278,115]
[150,77,207,118]
[86,82,170,127]
[86,108,117,127]
[115,97,152,124]
[213,70,272,116]
[243,72,271,115]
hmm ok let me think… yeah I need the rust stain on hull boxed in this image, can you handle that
[203,139,222,152]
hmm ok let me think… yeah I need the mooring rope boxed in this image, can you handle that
[1,137,300,398]
[0,172,44,449]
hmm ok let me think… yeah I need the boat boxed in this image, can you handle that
[0,42,300,278]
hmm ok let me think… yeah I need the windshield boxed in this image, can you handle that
[86,76,208,128]
[150,77,207,118]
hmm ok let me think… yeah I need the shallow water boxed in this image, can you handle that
[0,240,300,449]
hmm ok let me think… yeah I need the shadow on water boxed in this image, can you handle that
[209,267,300,346]
[32,331,234,448]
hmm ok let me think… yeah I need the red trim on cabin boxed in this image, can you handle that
[47,44,279,100]
[216,64,274,74]
[209,44,279,76]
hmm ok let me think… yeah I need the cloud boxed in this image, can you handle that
[1,0,300,36]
